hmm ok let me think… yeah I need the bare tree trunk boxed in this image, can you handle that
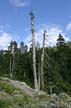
[12,53,15,79]
[38,63,41,90]
[11,44,15,79]
[40,30,46,89]
[10,57,12,79]
[30,10,38,90]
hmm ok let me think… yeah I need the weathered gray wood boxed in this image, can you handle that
[38,63,41,90]
[10,57,12,79]
[40,30,46,89]
[30,10,38,90]
[12,43,15,79]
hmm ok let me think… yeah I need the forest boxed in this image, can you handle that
[0,33,71,95]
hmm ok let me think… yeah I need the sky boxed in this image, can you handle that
[0,0,71,49]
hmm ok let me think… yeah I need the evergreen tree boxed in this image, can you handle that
[20,42,25,53]
[56,34,65,47]
[8,40,18,54]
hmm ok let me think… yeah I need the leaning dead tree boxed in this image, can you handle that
[30,10,38,90]
[40,30,46,89]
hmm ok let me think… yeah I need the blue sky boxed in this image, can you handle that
[0,0,71,49]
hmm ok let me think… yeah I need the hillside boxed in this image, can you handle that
[0,77,71,108]
[0,77,40,108]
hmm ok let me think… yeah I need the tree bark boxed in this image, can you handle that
[30,11,38,90]
[40,30,46,89]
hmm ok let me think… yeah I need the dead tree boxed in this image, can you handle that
[30,10,38,90]
[40,30,46,89]
[38,63,41,90]
[11,42,15,79]
[10,57,12,79]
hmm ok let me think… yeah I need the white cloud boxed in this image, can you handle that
[0,24,69,50]
[66,22,71,31]
[24,24,70,47]
[0,32,12,49]
[10,0,29,7]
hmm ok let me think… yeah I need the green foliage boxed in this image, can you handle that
[0,37,71,95]
[0,99,13,108]
[56,34,65,47]
[0,78,40,108]
[0,79,15,94]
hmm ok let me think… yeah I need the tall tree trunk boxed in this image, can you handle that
[10,57,12,79]
[38,63,41,90]
[11,44,15,79]
[30,10,38,90]
[40,30,46,89]
[12,53,15,79]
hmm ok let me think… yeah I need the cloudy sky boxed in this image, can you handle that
[0,0,71,49]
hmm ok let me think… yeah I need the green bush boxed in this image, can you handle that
[0,80,15,94]
[0,99,13,108]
